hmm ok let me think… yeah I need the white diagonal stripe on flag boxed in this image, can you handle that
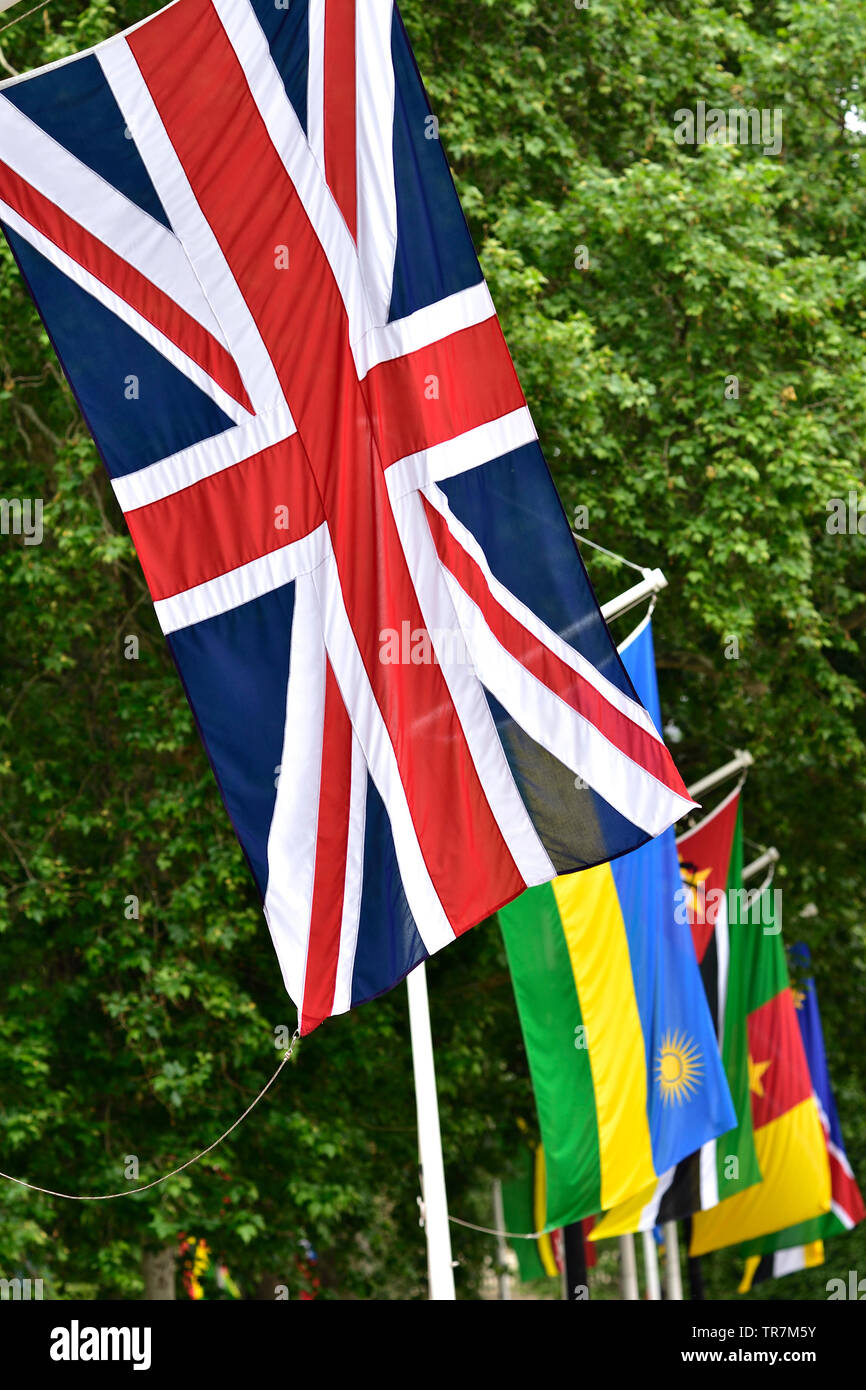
[263,572,326,1006]
[0,94,226,342]
[422,481,669,750]
[328,730,368,1019]
[390,487,554,887]
[99,36,288,417]
[439,564,691,837]
[153,524,329,634]
[387,406,537,499]
[212,0,373,352]
[112,403,295,512]
[354,281,496,380]
[0,195,253,426]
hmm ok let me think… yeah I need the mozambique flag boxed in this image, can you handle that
[501,617,734,1229]
[689,865,831,1255]
[738,943,864,1291]
[592,784,759,1236]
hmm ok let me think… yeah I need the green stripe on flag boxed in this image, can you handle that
[500,882,602,1224]
[715,807,763,1200]
[501,1148,548,1282]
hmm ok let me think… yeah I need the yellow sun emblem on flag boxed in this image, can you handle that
[655,1030,704,1105]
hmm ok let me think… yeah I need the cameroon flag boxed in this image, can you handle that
[738,943,864,1291]
[501,618,734,1228]
[689,862,831,1255]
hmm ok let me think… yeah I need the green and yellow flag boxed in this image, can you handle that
[500,619,735,1228]
[501,1145,558,1281]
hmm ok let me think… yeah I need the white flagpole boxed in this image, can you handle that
[600,568,668,623]
[642,1229,661,1301]
[407,962,456,1300]
[687,749,753,801]
[491,1180,512,1300]
[742,846,779,882]
[619,1233,639,1300]
[663,1220,684,1300]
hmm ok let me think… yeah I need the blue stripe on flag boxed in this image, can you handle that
[168,583,296,901]
[439,442,636,699]
[1,56,171,229]
[388,6,482,321]
[612,620,736,1170]
[482,684,651,873]
[248,0,310,137]
[351,775,428,1007]
[790,944,846,1155]
[4,227,237,478]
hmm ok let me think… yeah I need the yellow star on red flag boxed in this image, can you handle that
[748,1053,772,1097]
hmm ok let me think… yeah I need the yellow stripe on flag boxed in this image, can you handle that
[552,867,656,1210]
[690,1097,830,1256]
[589,1177,657,1241]
[804,1239,824,1270]
[738,1256,761,1294]
[533,1146,558,1277]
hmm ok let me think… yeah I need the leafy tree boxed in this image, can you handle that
[0,0,863,1300]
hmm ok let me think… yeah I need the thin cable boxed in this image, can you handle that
[448,1214,546,1240]
[0,0,50,36]
[0,1031,300,1201]
[573,533,647,574]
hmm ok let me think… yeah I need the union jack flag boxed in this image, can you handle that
[0,0,693,1033]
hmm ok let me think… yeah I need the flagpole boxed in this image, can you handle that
[491,1180,512,1300]
[619,1234,639,1300]
[406,962,456,1300]
[742,846,779,882]
[641,1229,661,1301]
[663,1221,684,1300]
[599,568,668,623]
[684,1219,706,1300]
[562,1222,589,1300]
[687,750,753,801]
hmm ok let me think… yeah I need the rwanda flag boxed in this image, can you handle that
[500,616,734,1228]
[594,784,763,1236]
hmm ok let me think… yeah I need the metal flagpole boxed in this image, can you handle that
[642,1228,661,1301]
[663,1220,684,1300]
[407,962,456,1300]
[600,569,667,624]
[619,1233,639,1300]
[687,749,753,801]
[742,846,780,882]
[571,533,668,626]
[562,1222,589,1300]
[491,1180,512,1300]
[684,1218,706,1300]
